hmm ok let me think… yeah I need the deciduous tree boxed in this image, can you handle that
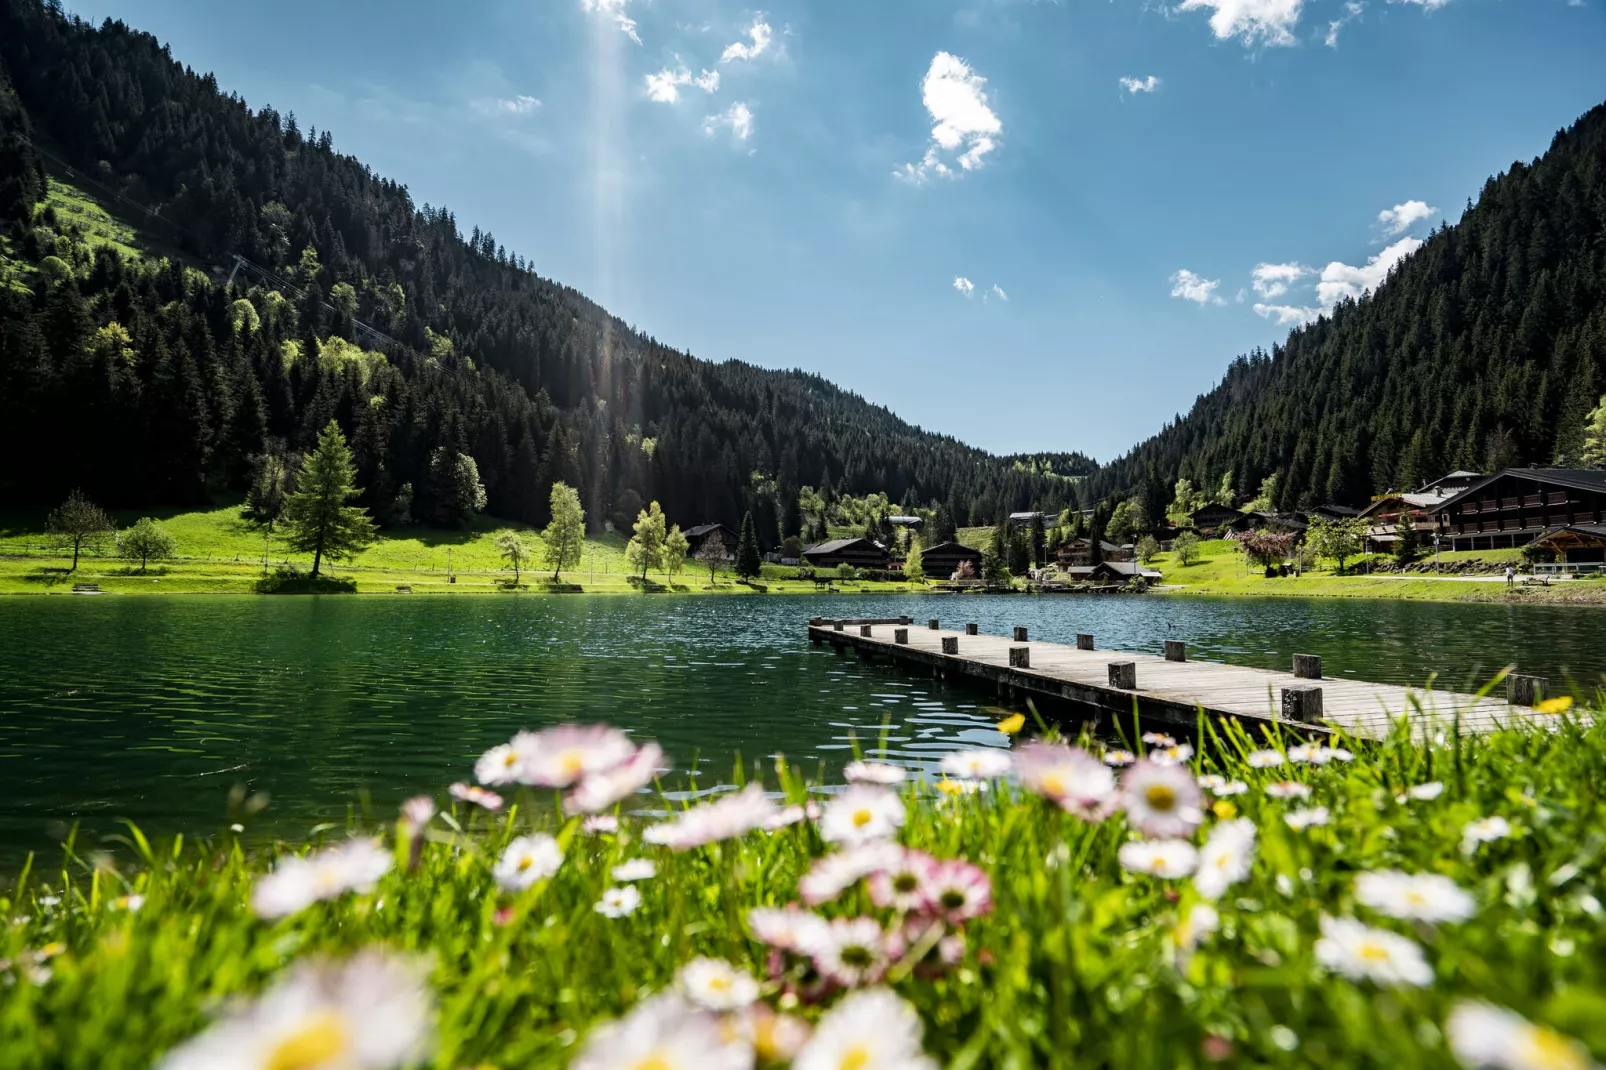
[904,537,924,584]
[628,502,668,579]
[1304,517,1368,574]
[664,525,689,584]
[46,489,114,571]
[695,532,727,583]
[494,529,533,582]
[1172,531,1201,566]
[542,482,585,581]
[117,517,177,573]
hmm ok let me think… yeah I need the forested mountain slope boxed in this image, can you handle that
[0,0,1077,539]
[1086,102,1606,512]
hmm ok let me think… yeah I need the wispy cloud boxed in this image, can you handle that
[1253,303,1321,325]
[721,16,774,62]
[1119,75,1161,94]
[954,276,976,297]
[1176,0,1304,47]
[1317,236,1422,307]
[1389,0,1456,8]
[1251,261,1309,299]
[645,63,720,103]
[704,101,754,141]
[1324,1,1365,46]
[991,284,1008,301]
[1170,269,1225,306]
[472,95,541,117]
[1377,199,1437,237]
[581,0,641,44]
[896,53,1003,183]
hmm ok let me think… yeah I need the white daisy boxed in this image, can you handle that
[1174,902,1220,952]
[1118,839,1199,879]
[1264,780,1312,800]
[1446,999,1593,1070]
[584,815,620,835]
[1013,742,1118,820]
[1355,870,1476,924]
[679,958,759,1012]
[251,838,393,919]
[1119,760,1204,839]
[594,886,641,918]
[1461,816,1513,855]
[1141,732,1177,746]
[517,724,637,789]
[1193,819,1256,900]
[1288,744,1320,764]
[1246,749,1286,769]
[939,748,1012,780]
[1103,749,1137,768]
[1314,916,1433,987]
[155,950,431,1070]
[743,1004,812,1064]
[1399,781,1445,803]
[762,805,811,831]
[1284,806,1330,830]
[810,917,893,988]
[571,993,749,1070]
[448,782,504,812]
[642,784,777,851]
[922,859,993,923]
[819,786,906,847]
[793,988,937,1070]
[747,906,832,953]
[474,736,535,786]
[798,841,902,905]
[1149,743,1195,767]
[867,848,937,913]
[611,858,657,882]
[844,760,907,786]
[492,834,564,891]
[565,742,667,814]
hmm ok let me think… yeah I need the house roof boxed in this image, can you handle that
[1310,503,1361,517]
[1434,469,1606,511]
[803,537,886,556]
[1243,511,1308,531]
[920,541,981,556]
[1191,504,1245,520]
[1359,492,1446,518]
[1056,538,1124,553]
[1418,470,1483,492]
[1526,524,1606,548]
[684,523,734,539]
[887,515,923,525]
[1064,561,1162,579]
[1008,511,1048,522]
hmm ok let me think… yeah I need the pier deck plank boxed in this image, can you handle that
[808,621,1538,740]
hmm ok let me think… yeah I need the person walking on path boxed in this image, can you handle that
[1505,565,1515,587]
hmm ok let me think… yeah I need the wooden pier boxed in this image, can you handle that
[808,617,1552,740]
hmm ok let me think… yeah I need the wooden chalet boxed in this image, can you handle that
[1525,524,1606,574]
[1432,469,1606,551]
[802,537,892,570]
[920,541,983,580]
[1062,561,1163,586]
[683,523,738,559]
[1227,511,1308,534]
[1359,492,1442,544]
[1308,503,1361,522]
[1189,504,1244,533]
[1054,538,1133,566]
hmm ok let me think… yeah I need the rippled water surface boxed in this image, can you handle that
[2,593,1604,861]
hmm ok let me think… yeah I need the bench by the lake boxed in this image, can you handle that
[807,618,1554,741]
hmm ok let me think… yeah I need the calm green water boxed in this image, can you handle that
[2,593,1604,862]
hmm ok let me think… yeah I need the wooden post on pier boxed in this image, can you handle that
[1282,685,1324,723]
[941,636,959,655]
[1293,654,1323,680]
[1013,626,1029,642]
[1009,646,1030,668]
[1508,674,1546,707]
[833,621,844,632]
[1108,661,1136,689]
[1076,633,1094,651]
[894,628,909,645]
[966,622,979,636]
[928,619,940,630]
[860,625,873,637]
[1164,640,1186,662]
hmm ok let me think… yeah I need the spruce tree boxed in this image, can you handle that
[1583,394,1606,468]
[1394,510,1421,565]
[281,421,376,577]
[735,511,762,579]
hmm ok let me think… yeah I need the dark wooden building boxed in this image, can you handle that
[1190,504,1245,533]
[1433,469,1606,551]
[1062,561,1163,585]
[921,541,983,580]
[1525,524,1606,573]
[802,537,892,570]
[683,523,738,559]
[1054,538,1133,566]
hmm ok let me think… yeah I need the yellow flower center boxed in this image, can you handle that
[632,1054,675,1070]
[851,808,874,828]
[1521,1027,1588,1070]
[558,750,586,777]
[839,1043,873,1070]
[265,1012,350,1070]
[517,855,534,872]
[1358,941,1391,963]
[1039,773,1066,796]
[502,751,518,768]
[709,976,731,992]
[1145,784,1177,811]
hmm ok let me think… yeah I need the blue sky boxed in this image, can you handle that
[73,0,1606,459]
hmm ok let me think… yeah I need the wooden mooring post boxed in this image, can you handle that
[941,636,959,655]
[1282,685,1324,723]
[1009,646,1030,669]
[965,622,979,636]
[1508,674,1547,707]
[1164,640,1186,662]
[1013,626,1029,642]
[1108,661,1137,690]
[1293,654,1323,680]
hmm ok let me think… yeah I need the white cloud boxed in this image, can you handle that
[1324,1,1365,46]
[1176,0,1303,47]
[703,101,754,140]
[954,276,975,298]
[1253,303,1322,326]
[720,16,773,62]
[1376,199,1437,236]
[991,284,1008,301]
[473,95,541,117]
[896,52,1003,183]
[1119,75,1161,94]
[581,0,641,43]
[1316,236,1423,307]
[1251,261,1309,299]
[1390,0,1455,8]
[645,63,720,103]
[1170,269,1225,306]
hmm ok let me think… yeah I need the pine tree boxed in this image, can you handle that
[1394,509,1421,565]
[281,421,376,577]
[735,511,762,579]
[1583,394,1606,468]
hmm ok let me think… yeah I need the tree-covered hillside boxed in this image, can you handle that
[0,0,1078,540]
[1086,102,1606,511]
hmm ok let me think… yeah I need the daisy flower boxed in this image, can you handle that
[679,957,759,1012]
[922,859,993,923]
[1142,732,1177,746]
[1174,902,1220,952]
[1314,916,1433,987]
[1193,819,1256,900]
[1014,742,1118,820]
[1118,839,1199,879]
[492,834,564,891]
[565,742,667,814]
[1246,749,1285,769]
[474,735,537,786]
[793,988,937,1070]
[155,950,431,1070]
[939,748,1013,780]
[594,885,641,918]
[1445,1000,1593,1070]
[743,1004,812,1064]
[1461,816,1513,855]
[517,724,636,789]
[1119,760,1204,839]
[448,782,503,812]
[611,858,657,882]
[398,796,435,832]
[252,838,393,919]
[844,760,907,786]
[762,805,811,831]
[1264,780,1312,800]
[1399,781,1445,803]
[1284,806,1330,830]
[1149,743,1195,767]
[867,848,937,913]
[747,906,832,953]
[642,784,777,851]
[810,917,893,988]
[571,993,749,1070]
[799,841,902,905]
[1288,744,1320,764]
[819,785,906,847]
[1355,871,1475,924]
[1103,748,1137,768]
[584,814,620,835]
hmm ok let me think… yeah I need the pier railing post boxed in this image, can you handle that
[1013,626,1029,642]
[860,625,873,637]
[1282,685,1324,723]
[965,622,979,636]
[941,636,959,655]
[1108,661,1136,689]
[1009,646,1030,669]
[1164,640,1186,662]
[833,621,844,632]
[1508,674,1547,707]
[894,628,909,645]
[1076,633,1094,651]
[928,618,940,630]
[1293,654,1323,680]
